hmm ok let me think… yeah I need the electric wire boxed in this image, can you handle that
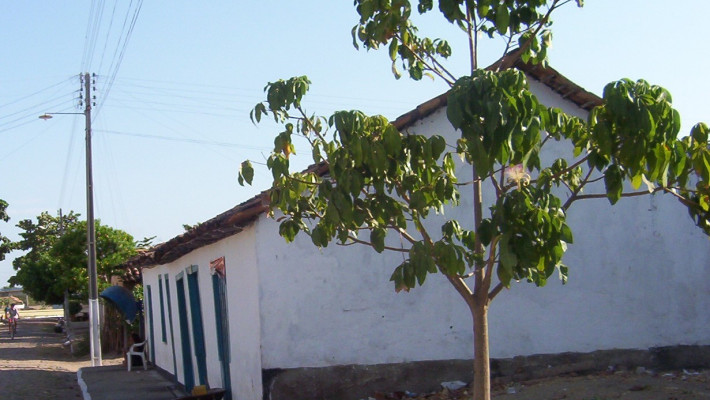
[0,92,77,126]
[81,0,106,72]
[58,117,82,211]
[98,129,271,151]
[0,78,75,110]
[94,0,144,119]
[96,1,119,74]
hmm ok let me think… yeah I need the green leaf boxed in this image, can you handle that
[238,160,254,186]
[560,223,574,244]
[279,220,300,242]
[383,125,402,156]
[499,233,517,272]
[403,261,416,289]
[477,219,495,246]
[558,264,569,284]
[604,164,623,204]
[370,228,386,253]
[388,40,399,61]
[495,4,509,35]
[429,135,446,159]
[497,264,512,288]
[311,225,328,247]
[691,122,709,144]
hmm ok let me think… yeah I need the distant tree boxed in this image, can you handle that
[0,199,11,262]
[10,212,136,303]
[52,221,137,297]
[239,1,710,399]
[9,211,80,303]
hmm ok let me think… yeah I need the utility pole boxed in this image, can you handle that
[39,74,101,366]
[84,73,101,366]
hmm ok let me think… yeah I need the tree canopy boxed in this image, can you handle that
[9,211,136,304]
[239,1,710,399]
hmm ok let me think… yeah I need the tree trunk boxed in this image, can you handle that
[472,300,490,400]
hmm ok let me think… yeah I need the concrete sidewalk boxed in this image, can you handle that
[78,365,188,399]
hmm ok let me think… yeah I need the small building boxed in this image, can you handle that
[131,57,710,400]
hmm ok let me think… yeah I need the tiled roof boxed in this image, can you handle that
[120,54,603,282]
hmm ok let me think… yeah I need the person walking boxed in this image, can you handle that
[7,303,19,338]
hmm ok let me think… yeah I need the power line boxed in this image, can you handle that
[94,0,144,119]
[97,1,120,74]
[0,78,76,110]
[98,129,270,151]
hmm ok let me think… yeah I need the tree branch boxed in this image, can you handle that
[496,0,561,71]
[661,187,704,210]
[465,0,477,71]
[393,33,457,86]
[482,235,500,295]
[567,187,665,204]
[445,273,476,309]
[488,282,505,301]
[296,106,328,145]
[343,235,410,253]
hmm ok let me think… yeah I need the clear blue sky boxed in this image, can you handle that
[1,1,708,287]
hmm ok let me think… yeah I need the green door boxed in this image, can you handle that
[175,274,195,392]
[187,267,207,386]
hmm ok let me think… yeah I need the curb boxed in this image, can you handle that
[77,368,91,400]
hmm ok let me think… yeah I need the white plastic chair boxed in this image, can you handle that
[127,340,147,371]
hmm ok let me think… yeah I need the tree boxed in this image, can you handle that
[238,2,710,399]
[0,199,11,262]
[51,220,137,298]
[9,211,80,303]
[10,212,136,304]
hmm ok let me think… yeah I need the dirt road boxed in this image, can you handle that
[0,318,120,400]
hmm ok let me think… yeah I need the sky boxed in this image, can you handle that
[1,1,708,287]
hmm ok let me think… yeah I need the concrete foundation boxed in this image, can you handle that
[263,345,710,400]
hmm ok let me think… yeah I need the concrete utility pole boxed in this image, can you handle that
[83,72,101,367]
[39,73,101,366]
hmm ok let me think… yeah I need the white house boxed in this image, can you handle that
[133,58,710,400]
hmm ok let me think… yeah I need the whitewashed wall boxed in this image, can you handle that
[142,267,175,375]
[143,72,709,400]
[141,224,263,400]
[255,74,710,370]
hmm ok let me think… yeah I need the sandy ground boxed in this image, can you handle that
[0,318,122,400]
[374,369,710,400]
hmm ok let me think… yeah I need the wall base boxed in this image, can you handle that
[263,345,710,400]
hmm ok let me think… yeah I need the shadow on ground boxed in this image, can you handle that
[0,369,82,400]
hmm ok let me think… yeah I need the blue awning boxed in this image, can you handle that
[100,285,138,323]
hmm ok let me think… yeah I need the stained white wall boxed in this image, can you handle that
[256,217,472,368]
[142,266,176,375]
[141,224,263,400]
[255,74,710,369]
[143,72,709,400]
